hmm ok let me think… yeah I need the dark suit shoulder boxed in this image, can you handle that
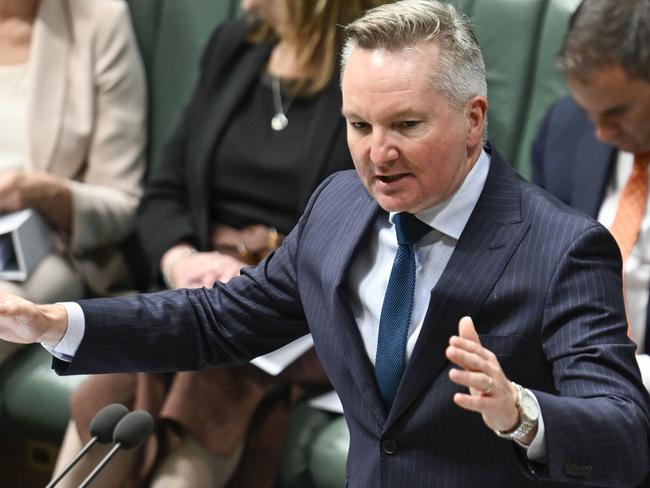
[297,170,373,229]
[535,97,597,158]
[310,170,367,203]
[484,152,603,237]
[511,179,624,290]
[531,96,616,216]
[520,178,608,239]
[548,96,591,128]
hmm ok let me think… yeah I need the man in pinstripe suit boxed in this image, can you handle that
[0,1,648,486]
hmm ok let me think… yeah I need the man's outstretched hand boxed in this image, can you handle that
[0,291,68,347]
[446,316,521,435]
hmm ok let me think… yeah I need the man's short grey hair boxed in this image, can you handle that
[558,0,650,82]
[341,0,487,108]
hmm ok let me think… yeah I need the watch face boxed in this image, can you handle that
[521,391,539,421]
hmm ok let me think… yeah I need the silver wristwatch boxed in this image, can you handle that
[494,382,539,442]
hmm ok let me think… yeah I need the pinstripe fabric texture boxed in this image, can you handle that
[532,96,650,357]
[60,148,650,487]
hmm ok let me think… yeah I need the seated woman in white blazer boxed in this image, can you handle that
[0,0,146,363]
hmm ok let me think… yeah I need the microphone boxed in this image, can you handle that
[46,403,129,488]
[78,410,154,488]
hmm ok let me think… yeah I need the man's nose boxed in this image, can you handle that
[369,131,398,166]
[594,119,620,145]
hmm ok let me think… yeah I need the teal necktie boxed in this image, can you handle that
[375,212,431,408]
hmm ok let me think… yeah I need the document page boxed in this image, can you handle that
[250,334,314,376]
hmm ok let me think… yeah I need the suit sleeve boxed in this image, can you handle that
[534,223,650,486]
[54,173,340,375]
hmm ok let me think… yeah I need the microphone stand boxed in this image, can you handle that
[45,438,98,488]
[78,443,122,488]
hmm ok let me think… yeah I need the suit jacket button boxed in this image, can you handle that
[381,438,398,455]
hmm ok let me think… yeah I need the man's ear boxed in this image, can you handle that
[465,95,488,150]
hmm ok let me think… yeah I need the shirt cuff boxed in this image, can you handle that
[523,391,546,463]
[40,302,85,362]
[636,353,650,392]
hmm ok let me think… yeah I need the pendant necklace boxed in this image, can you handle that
[271,75,295,131]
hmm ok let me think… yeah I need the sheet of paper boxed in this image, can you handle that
[308,390,344,414]
[250,334,314,376]
[0,209,29,234]
[0,209,52,281]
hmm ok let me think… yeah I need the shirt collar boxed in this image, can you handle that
[389,149,490,240]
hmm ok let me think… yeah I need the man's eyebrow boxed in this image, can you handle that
[572,98,628,119]
[600,104,628,117]
[341,109,422,119]
[341,108,359,118]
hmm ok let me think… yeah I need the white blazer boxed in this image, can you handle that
[28,0,147,293]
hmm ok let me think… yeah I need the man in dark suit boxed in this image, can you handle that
[532,0,650,395]
[0,1,648,486]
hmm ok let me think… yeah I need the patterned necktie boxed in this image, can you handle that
[610,154,649,263]
[609,153,649,342]
[375,212,431,409]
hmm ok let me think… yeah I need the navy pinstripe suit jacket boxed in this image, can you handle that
[532,96,650,355]
[58,150,650,487]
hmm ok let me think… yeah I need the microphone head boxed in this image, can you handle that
[113,410,154,449]
[89,403,129,443]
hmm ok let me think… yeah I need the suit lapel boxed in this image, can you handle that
[387,153,530,425]
[329,190,388,425]
[571,134,616,218]
[28,0,70,172]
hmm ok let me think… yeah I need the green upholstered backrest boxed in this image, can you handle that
[469,0,549,173]
[123,0,160,74]
[514,0,583,171]
[125,0,239,170]
[277,403,334,487]
[147,0,239,169]
[309,416,350,488]
[0,347,86,441]
[444,0,577,175]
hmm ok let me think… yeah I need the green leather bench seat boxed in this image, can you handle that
[278,404,350,488]
[309,416,350,488]
[0,346,86,441]
[449,0,579,175]
[0,0,581,486]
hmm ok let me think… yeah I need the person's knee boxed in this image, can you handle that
[150,431,243,488]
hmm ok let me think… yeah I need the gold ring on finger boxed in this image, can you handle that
[484,376,493,395]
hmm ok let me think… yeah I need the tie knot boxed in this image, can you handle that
[394,212,430,246]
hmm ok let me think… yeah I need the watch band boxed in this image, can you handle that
[494,382,538,442]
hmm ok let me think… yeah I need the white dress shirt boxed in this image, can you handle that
[597,150,650,390]
[348,150,490,365]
